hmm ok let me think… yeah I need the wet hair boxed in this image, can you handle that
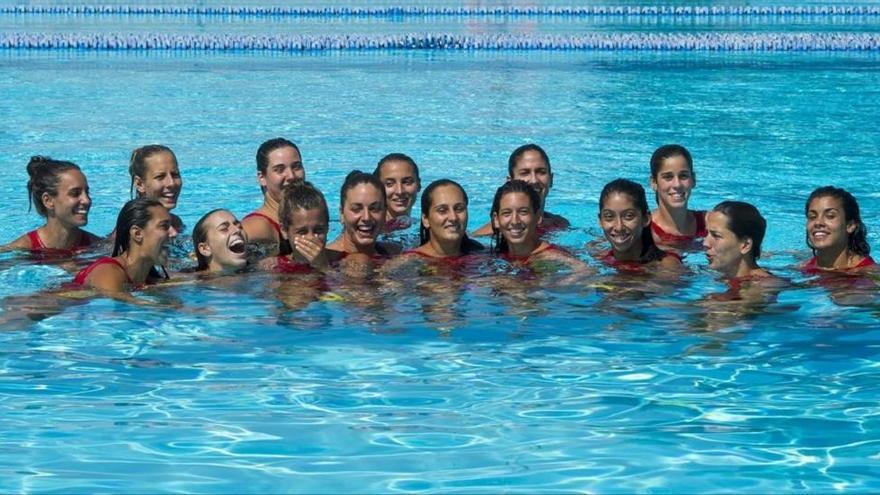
[805,186,870,257]
[374,153,421,183]
[192,208,228,271]
[26,156,82,217]
[129,144,178,199]
[712,201,767,260]
[419,179,484,254]
[507,143,551,177]
[279,180,330,232]
[490,179,542,255]
[599,178,667,263]
[339,170,386,210]
[649,144,693,179]
[255,138,301,194]
[112,197,166,279]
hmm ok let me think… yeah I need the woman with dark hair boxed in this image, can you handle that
[704,201,771,280]
[191,209,249,274]
[128,144,185,233]
[73,198,178,292]
[327,170,401,257]
[242,137,303,255]
[374,152,421,231]
[1,156,99,255]
[491,180,586,270]
[803,186,875,272]
[649,144,707,250]
[598,178,681,271]
[411,179,483,259]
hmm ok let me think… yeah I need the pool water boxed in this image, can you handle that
[2,4,880,493]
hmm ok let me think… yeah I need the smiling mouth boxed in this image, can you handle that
[228,236,246,255]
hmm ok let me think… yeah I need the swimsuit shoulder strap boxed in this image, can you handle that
[243,211,282,236]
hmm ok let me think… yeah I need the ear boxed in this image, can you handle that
[847,220,858,235]
[536,209,545,226]
[133,175,147,195]
[257,170,268,189]
[491,212,500,230]
[130,225,144,245]
[421,214,430,230]
[280,226,289,240]
[739,237,753,256]
[547,172,554,191]
[642,212,653,229]
[197,241,212,259]
[41,192,54,213]
[649,175,658,192]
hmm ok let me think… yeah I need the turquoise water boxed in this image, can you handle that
[2,5,880,493]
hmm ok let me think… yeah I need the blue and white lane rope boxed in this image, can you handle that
[1,32,879,51]
[2,5,880,16]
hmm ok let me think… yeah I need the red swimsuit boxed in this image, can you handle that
[72,257,134,287]
[802,255,876,274]
[651,210,707,245]
[27,229,92,256]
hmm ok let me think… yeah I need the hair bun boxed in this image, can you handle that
[26,155,51,177]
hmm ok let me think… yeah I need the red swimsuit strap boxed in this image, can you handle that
[243,211,282,237]
[73,257,133,286]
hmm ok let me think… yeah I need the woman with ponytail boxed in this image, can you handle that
[1,156,99,256]
[598,178,681,271]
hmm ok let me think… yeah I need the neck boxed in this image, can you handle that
[339,231,376,255]
[118,250,156,284]
[386,209,408,222]
[260,194,281,218]
[816,244,856,269]
[730,257,760,279]
[655,203,689,230]
[613,240,643,262]
[41,217,81,249]
[508,235,539,257]
[427,236,462,258]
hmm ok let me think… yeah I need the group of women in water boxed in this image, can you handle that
[0,140,874,299]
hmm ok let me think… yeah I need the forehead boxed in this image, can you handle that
[809,195,844,211]
[430,184,465,204]
[290,207,327,225]
[345,183,383,203]
[147,205,170,222]
[499,191,533,209]
[144,151,177,172]
[512,150,548,172]
[379,160,416,179]
[207,210,236,228]
[267,146,301,164]
[657,154,691,174]
[58,169,87,186]
[601,192,638,210]
[706,211,731,230]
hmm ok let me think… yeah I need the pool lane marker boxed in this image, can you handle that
[2,32,879,51]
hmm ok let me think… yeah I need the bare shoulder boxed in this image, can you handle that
[86,262,128,293]
[0,233,32,252]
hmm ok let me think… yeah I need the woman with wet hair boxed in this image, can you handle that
[327,170,401,258]
[598,178,681,271]
[73,198,178,293]
[412,179,483,258]
[649,144,707,250]
[374,152,421,232]
[803,186,875,272]
[242,137,303,255]
[703,201,771,280]
[1,156,99,255]
[191,209,250,274]
[128,144,185,233]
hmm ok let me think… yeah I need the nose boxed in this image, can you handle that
[392,182,403,196]
[168,225,179,239]
[613,217,625,231]
[702,236,711,249]
[82,192,92,206]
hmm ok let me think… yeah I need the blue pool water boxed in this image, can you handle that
[2,4,880,493]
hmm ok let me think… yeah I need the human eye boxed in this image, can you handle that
[623,211,638,221]
[154,173,166,181]
[402,178,415,186]
[454,204,466,213]
[436,206,449,214]
[661,173,673,181]
[273,165,285,174]
[679,171,692,180]
[296,228,308,235]
[350,204,363,213]
[292,162,303,171]
[315,225,327,235]
[384,180,395,187]
[370,203,383,212]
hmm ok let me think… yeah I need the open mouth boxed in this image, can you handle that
[228,236,246,255]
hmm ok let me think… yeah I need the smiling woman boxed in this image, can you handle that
[0,156,99,256]
[803,186,876,272]
[191,209,249,274]
[129,144,185,234]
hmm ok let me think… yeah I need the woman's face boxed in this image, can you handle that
[285,207,328,252]
[703,211,748,276]
[493,191,540,248]
[141,206,178,264]
[198,210,248,271]
[135,151,182,211]
[341,183,385,250]
[509,149,552,203]
[379,159,420,218]
[423,184,468,246]
[807,195,855,253]
[259,146,304,203]
[599,192,649,256]
[651,154,694,211]
[46,169,91,227]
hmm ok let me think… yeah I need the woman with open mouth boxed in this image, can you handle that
[704,201,773,282]
[491,180,586,271]
[649,144,707,251]
[598,178,681,271]
[73,198,178,293]
[803,186,875,273]
[328,171,401,259]
[1,156,99,256]
[191,209,250,274]
[128,144,184,235]
[243,138,304,256]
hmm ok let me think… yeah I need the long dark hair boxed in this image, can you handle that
[129,144,177,198]
[419,179,483,254]
[713,201,766,260]
[490,180,542,255]
[805,186,870,257]
[192,208,227,271]
[507,144,551,177]
[26,156,82,217]
[599,178,666,263]
[112,197,166,279]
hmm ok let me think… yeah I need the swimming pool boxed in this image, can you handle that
[2,4,880,493]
